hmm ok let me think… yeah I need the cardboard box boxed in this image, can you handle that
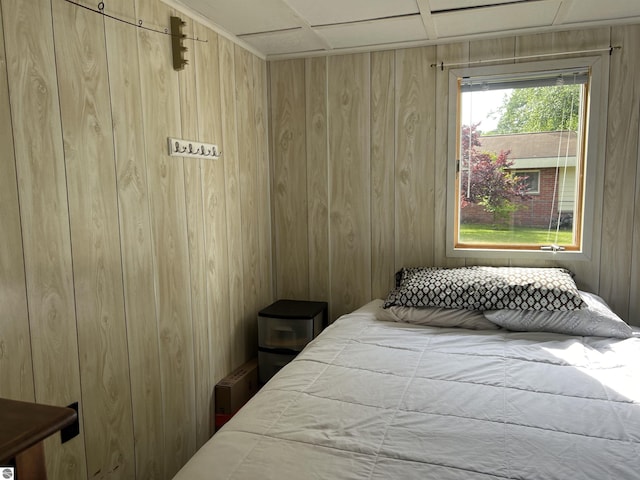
[214,358,258,430]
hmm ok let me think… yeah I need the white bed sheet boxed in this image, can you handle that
[174,300,640,479]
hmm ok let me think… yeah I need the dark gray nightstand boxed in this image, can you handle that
[257,299,328,384]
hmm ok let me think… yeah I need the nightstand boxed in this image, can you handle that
[0,398,78,480]
[257,299,328,384]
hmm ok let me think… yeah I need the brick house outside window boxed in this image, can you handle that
[460,131,577,229]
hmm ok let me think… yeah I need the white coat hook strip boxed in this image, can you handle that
[168,138,221,159]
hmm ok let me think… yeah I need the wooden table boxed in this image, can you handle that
[0,398,77,480]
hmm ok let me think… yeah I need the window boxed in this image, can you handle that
[518,170,540,195]
[446,56,608,259]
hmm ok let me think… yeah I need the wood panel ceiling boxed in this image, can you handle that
[169,0,640,59]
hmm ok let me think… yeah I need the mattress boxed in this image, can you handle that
[174,300,640,479]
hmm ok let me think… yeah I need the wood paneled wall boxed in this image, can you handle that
[269,24,640,324]
[2,2,639,478]
[0,0,271,478]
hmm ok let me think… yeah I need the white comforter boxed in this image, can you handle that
[174,300,640,479]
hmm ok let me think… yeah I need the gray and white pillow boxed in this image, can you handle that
[483,291,633,338]
[387,305,500,330]
[384,266,585,311]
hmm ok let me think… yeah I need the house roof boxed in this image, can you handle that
[479,131,577,159]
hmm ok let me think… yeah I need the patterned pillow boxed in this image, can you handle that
[383,266,585,311]
[483,291,633,338]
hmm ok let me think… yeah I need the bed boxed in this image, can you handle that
[174,267,640,480]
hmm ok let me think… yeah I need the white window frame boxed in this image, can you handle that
[446,56,609,260]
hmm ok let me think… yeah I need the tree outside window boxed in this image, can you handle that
[454,69,587,249]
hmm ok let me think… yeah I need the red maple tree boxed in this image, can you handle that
[459,124,529,224]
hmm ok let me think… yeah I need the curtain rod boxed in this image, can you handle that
[431,46,621,70]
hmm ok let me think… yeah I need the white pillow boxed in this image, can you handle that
[483,291,633,338]
[388,306,500,330]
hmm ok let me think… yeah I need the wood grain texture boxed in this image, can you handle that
[2,0,87,477]
[235,45,260,354]
[189,22,221,442]
[219,36,246,368]
[469,36,516,65]
[136,0,197,475]
[370,51,396,298]
[270,59,310,299]
[104,0,165,476]
[394,47,436,270]
[0,2,35,403]
[194,25,232,387]
[328,53,371,319]
[599,25,640,321]
[52,1,135,477]
[515,28,610,61]
[177,17,211,450]
[254,55,273,313]
[305,57,330,303]
[3,0,274,477]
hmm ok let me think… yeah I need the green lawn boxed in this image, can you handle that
[459,223,573,245]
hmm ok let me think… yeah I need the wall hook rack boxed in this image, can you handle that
[171,16,188,70]
[168,138,221,160]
